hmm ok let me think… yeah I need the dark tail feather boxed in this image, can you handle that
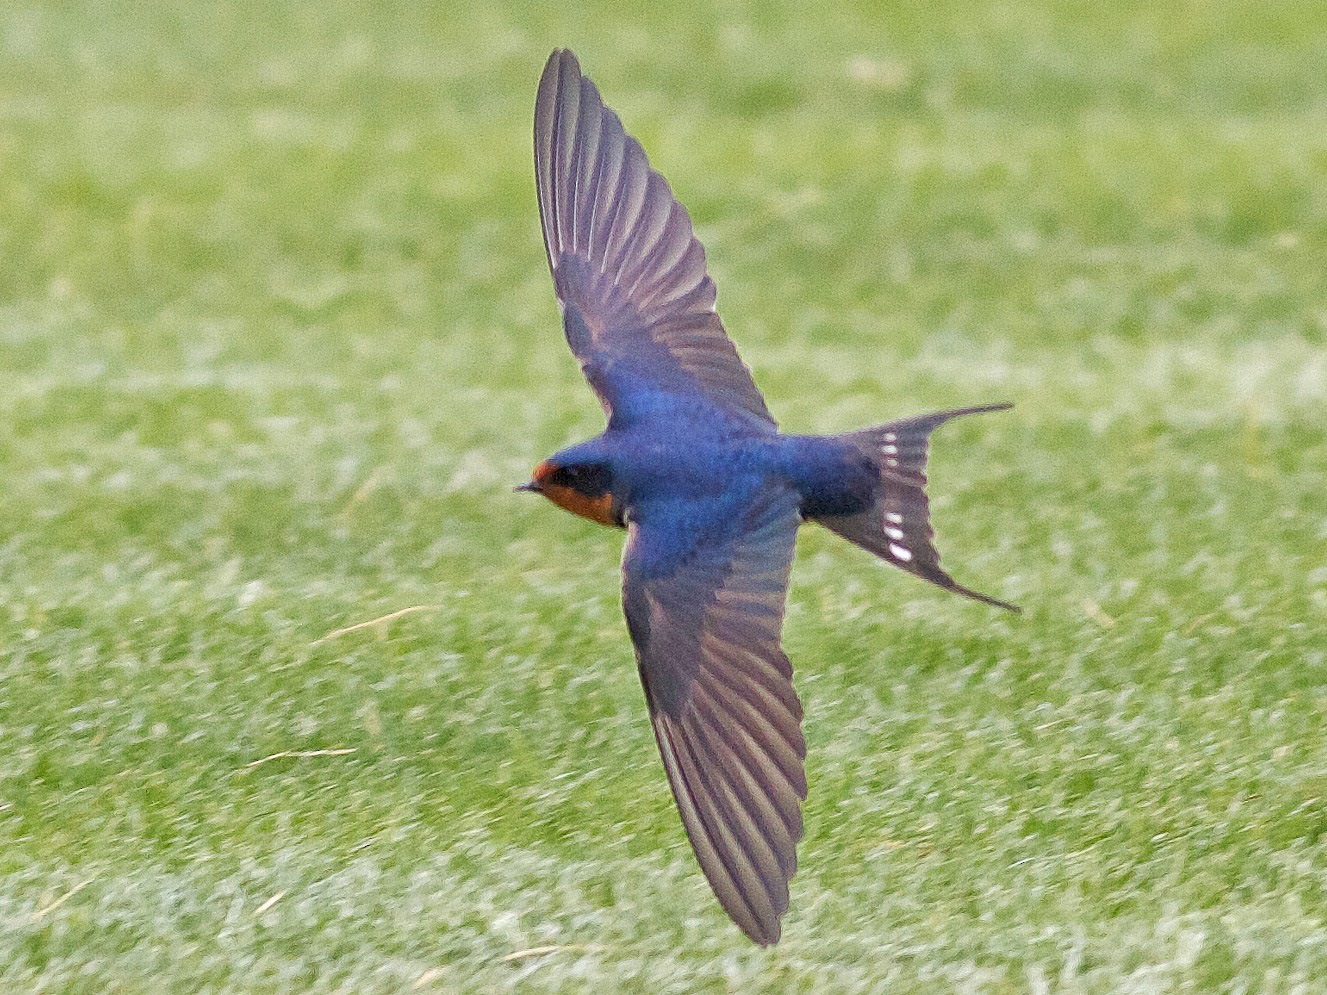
[815,403,1019,612]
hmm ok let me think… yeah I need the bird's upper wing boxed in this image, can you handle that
[534,49,776,432]
[621,484,806,944]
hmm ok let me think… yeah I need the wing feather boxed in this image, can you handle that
[535,49,776,432]
[622,486,805,944]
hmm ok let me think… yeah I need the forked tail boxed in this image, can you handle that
[814,404,1019,611]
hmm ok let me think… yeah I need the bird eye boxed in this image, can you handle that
[556,463,609,494]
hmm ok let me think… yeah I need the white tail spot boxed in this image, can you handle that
[882,443,898,455]
[883,432,896,443]
[885,512,904,525]
[885,526,905,541]
[889,542,913,562]
[886,458,898,468]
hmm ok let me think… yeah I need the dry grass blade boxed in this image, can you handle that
[500,944,609,962]
[311,605,441,646]
[253,890,286,915]
[33,879,93,920]
[243,749,357,769]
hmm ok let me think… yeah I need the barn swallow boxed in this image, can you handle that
[519,49,1017,945]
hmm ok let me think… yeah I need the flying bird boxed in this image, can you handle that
[518,48,1017,945]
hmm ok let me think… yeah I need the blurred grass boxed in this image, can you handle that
[2,1,1326,991]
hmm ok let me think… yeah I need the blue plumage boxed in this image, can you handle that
[519,49,1015,946]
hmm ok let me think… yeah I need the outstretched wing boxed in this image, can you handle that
[534,49,776,432]
[621,485,805,944]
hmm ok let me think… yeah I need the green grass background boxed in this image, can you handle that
[2,1,1326,991]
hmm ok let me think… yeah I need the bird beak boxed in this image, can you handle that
[514,481,540,493]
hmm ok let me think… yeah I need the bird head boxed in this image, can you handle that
[516,458,621,527]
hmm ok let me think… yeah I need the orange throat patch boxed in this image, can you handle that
[540,483,618,527]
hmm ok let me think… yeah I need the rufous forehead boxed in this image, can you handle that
[532,459,557,484]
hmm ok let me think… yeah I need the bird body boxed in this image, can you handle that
[539,430,872,526]
[518,49,1017,945]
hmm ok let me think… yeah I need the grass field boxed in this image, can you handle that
[3,1,1326,991]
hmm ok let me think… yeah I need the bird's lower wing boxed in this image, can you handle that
[621,486,805,945]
